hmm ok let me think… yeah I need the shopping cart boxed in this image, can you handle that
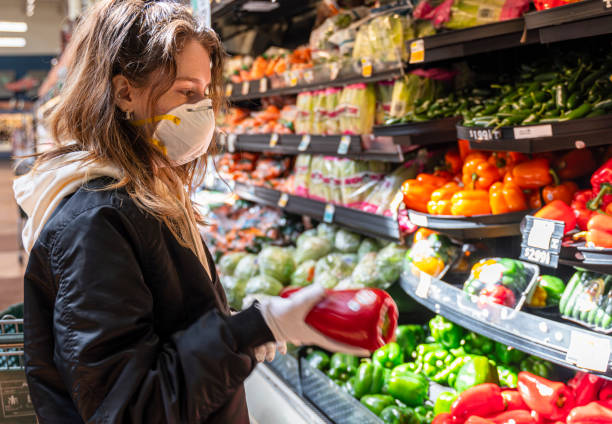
[0,306,37,423]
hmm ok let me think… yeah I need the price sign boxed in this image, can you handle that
[604,0,612,9]
[416,272,432,299]
[566,330,611,372]
[323,203,335,224]
[361,58,373,78]
[227,133,237,153]
[408,211,429,227]
[304,70,314,84]
[337,135,351,155]
[259,78,268,93]
[277,193,289,208]
[519,216,564,268]
[468,128,502,141]
[330,62,341,80]
[409,39,425,64]
[269,133,279,147]
[225,83,233,97]
[241,81,250,96]
[290,71,299,87]
[298,135,311,152]
[513,124,553,139]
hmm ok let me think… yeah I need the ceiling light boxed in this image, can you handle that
[0,37,26,47]
[0,22,28,32]
[241,1,280,12]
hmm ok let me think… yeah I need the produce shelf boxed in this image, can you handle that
[406,210,527,239]
[559,243,612,275]
[400,267,612,379]
[233,182,401,241]
[525,0,612,43]
[211,0,248,20]
[457,114,612,153]
[221,133,404,162]
[372,117,460,146]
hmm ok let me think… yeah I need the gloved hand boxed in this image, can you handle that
[254,341,287,363]
[258,284,370,357]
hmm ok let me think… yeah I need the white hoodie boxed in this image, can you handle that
[13,151,122,253]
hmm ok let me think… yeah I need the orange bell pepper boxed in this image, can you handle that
[457,139,473,160]
[414,228,436,242]
[586,214,612,248]
[542,169,579,205]
[488,152,528,176]
[445,150,463,175]
[529,190,543,210]
[489,181,528,214]
[462,155,500,191]
[428,182,461,215]
[511,158,553,190]
[451,190,491,216]
[554,149,597,180]
[402,174,447,213]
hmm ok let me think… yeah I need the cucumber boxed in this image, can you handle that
[560,271,582,314]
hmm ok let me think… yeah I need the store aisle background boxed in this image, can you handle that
[0,160,24,311]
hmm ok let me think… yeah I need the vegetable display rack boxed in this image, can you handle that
[372,117,460,147]
[559,243,612,275]
[400,266,612,379]
[457,114,612,153]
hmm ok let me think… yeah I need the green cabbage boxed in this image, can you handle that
[313,271,340,289]
[297,229,318,247]
[234,254,259,281]
[376,244,408,287]
[334,229,362,253]
[315,253,355,282]
[220,275,247,310]
[317,223,338,244]
[291,260,316,286]
[218,252,247,276]
[295,236,332,264]
[358,238,380,260]
[245,275,284,296]
[258,246,295,285]
[352,252,385,288]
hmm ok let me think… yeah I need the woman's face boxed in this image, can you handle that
[114,39,212,122]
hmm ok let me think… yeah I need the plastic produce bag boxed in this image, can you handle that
[293,154,311,197]
[325,87,342,135]
[291,260,317,286]
[376,80,395,125]
[462,258,531,308]
[361,160,420,215]
[245,274,284,296]
[317,223,338,244]
[218,252,247,276]
[311,90,327,135]
[351,252,385,288]
[376,243,408,286]
[358,238,381,260]
[234,254,259,281]
[405,230,460,278]
[334,228,362,253]
[295,91,314,134]
[339,83,376,135]
[295,235,332,264]
[258,246,295,285]
[314,253,356,289]
[220,275,247,310]
[297,228,318,246]
[343,160,389,208]
[559,270,612,332]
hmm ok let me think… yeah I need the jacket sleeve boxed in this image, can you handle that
[49,205,268,423]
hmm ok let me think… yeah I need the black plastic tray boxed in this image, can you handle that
[557,243,612,274]
[373,117,460,146]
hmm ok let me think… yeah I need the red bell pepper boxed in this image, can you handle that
[502,390,528,411]
[566,401,612,424]
[534,200,577,234]
[433,412,453,424]
[517,372,575,421]
[586,214,612,248]
[451,383,506,424]
[590,157,612,210]
[599,380,612,403]
[567,372,605,407]
[478,285,516,308]
[554,149,596,180]
[491,410,535,424]
[285,288,398,352]
[530,410,559,424]
[571,190,597,231]
[465,417,495,424]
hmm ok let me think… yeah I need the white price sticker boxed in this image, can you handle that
[323,203,335,224]
[408,211,429,227]
[227,133,237,153]
[241,81,250,96]
[337,135,351,155]
[527,218,555,250]
[409,39,425,64]
[269,133,279,147]
[304,70,314,83]
[277,193,289,208]
[330,62,340,80]
[513,124,553,139]
[225,83,233,97]
[290,71,299,87]
[361,58,372,78]
[416,273,432,299]
[259,78,268,93]
[298,135,311,151]
[566,331,611,372]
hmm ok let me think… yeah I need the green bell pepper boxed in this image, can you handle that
[414,343,443,361]
[422,349,450,378]
[433,391,458,416]
[387,364,429,407]
[429,315,465,349]
[352,361,385,399]
[432,356,467,385]
[328,353,359,381]
[453,355,499,392]
[373,342,404,369]
[360,394,395,416]
[519,355,553,379]
[305,350,330,371]
[494,343,526,365]
[497,364,519,388]
[380,405,418,424]
[463,332,494,355]
[395,325,425,357]
[538,275,565,306]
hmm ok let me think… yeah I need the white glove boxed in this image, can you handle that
[253,341,287,363]
[258,284,370,357]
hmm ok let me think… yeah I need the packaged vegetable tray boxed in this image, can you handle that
[559,270,612,333]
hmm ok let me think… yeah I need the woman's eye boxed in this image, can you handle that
[182,90,195,97]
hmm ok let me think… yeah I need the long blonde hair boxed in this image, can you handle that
[39,0,225,264]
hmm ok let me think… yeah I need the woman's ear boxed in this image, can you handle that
[112,74,135,114]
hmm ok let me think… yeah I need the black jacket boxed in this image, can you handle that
[23,177,274,423]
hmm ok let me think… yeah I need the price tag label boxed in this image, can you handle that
[416,272,432,299]
[468,128,502,141]
[513,124,553,139]
[330,62,340,80]
[298,135,311,151]
[408,211,429,227]
[277,193,289,208]
[269,133,279,147]
[361,58,373,78]
[290,71,299,87]
[323,203,335,224]
[566,330,611,372]
[604,0,612,9]
[227,133,237,153]
[225,83,233,97]
[520,216,564,268]
[409,39,425,64]
[337,135,351,155]
[259,78,268,93]
[304,70,314,84]
[241,81,250,96]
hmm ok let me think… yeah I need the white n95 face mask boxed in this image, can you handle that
[132,98,215,166]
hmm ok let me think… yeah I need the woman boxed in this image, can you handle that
[14,1,366,423]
